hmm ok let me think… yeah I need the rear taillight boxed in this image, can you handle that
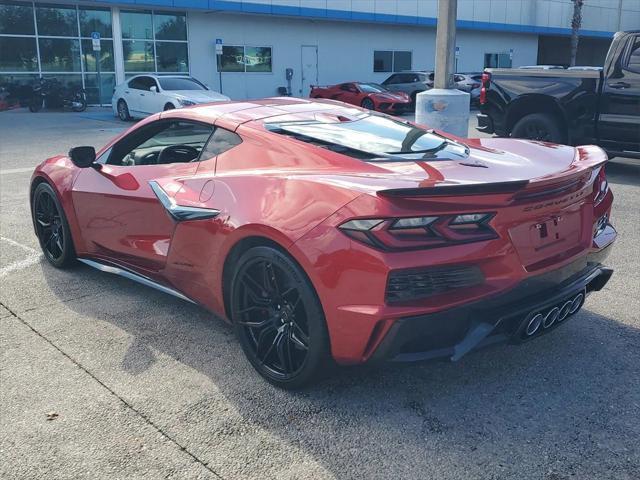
[479,72,491,105]
[593,166,609,205]
[339,213,497,251]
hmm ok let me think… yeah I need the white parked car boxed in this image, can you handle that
[112,75,229,121]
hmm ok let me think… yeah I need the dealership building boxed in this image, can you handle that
[0,0,638,105]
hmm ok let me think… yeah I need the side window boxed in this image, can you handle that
[142,76,158,91]
[128,77,144,90]
[201,127,242,158]
[383,74,398,85]
[454,75,465,82]
[625,37,640,73]
[108,120,214,166]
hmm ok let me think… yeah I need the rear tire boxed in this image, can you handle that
[230,246,331,389]
[117,99,131,121]
[511,113,566,144]
[32,182,76,268]
[71,95,87,112]
[29,97,43,112]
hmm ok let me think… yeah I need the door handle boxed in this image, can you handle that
[608,82,630,89]
[125,90,129,94]
[140,93,145,96]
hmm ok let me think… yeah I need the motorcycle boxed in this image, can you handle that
[29,78,87,113]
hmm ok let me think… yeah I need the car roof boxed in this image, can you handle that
[160,97,365,131]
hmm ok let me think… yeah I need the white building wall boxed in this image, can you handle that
[188,11,538,100]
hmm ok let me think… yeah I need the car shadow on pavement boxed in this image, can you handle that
[606,158,640,187]
[39,263,640,479]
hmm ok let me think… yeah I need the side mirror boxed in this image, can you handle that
[69,146,96,168]
[150,85,158,93]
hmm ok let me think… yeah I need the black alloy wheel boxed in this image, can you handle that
[231,246,330,389]
[32,182,75,268]
[117,99,131,121]
[511,113,566,144]
[361,98,375,111]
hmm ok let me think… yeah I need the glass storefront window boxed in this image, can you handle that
[245,46,272,73]
[123,40,155,72]
[79,7,112,38]
[0,74,39,108]
[0,37,38,72]
[154,12,187,41]
[0,1,35,35]
[84,73,115,104]
[220,46,245,72]
[156,42,188,72]
[42,73,83,92]
[39,38,81,72]
[36,4,78,37]
[121,10,152,40]
[81,39,114,72]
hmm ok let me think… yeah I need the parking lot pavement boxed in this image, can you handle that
[1,107,639,480]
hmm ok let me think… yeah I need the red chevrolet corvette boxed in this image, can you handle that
[30,98,616,388]
[310,82,411,114]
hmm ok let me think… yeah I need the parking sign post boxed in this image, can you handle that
[91,32,102,105]
[215,39,223,94]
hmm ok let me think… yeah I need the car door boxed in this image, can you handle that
[71,119,214,272]
[382,74,403,93]
[124,76,147,115]
[136,76,162,115]
[599,34,640,153]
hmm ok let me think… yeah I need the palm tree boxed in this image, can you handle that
[570,0,585,67]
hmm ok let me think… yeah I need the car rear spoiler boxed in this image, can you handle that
[377,180,529,198]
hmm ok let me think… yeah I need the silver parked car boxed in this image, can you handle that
[381,71,432,106]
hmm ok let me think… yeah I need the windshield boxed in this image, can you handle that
[358,83,388,93]
[158,77,207,91]
[269,114,450,158]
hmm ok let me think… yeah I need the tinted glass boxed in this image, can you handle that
[221,46,244,72]
[41,74,82,91]
[36,4,78,37]
[374,51,392,72]
[81,39,114,72]
[84,73,115,104]
[202,128,242,158]
[0,1,35,35]
[393,51,412,72]
[0,74,39,107]
[383,74,398,85]
[123,40,155,71]
[121,10,152,39]
[39,38,81,72]
[272,115,446,157]
[154,12,187,41]
[359,83,387,93]
[156,42,188,72]
[627,38,640,71]
[0,37,38,72]
[158,77,205,90]
[79,7,112,38]
[245,46,272,72]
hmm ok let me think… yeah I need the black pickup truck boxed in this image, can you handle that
[477,30,640,158]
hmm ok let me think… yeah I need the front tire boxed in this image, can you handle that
[164,103,175,111]
[361,98,375,111]
[117,99,131,121]
[511,113,566,144]
[71,93,87,112]
[32,182,76,268]
[230,246,330,389]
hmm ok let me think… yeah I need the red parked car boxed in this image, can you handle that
[310,82,411,114]
[30,98,616,388]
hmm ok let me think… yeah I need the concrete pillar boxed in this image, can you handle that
[415,0,469,137]
[112,7,125,85]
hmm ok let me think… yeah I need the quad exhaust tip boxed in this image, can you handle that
[523,290,585,338]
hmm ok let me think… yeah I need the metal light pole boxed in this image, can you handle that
[416,0,470,137]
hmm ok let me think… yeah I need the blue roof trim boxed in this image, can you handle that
[108,0,615,38]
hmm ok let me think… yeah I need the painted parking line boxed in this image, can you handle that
[0,167,35,175]
[0,236,42,277]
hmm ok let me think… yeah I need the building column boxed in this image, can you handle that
[112,6,125,85]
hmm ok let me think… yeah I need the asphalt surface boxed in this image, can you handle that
[1,108,639,480]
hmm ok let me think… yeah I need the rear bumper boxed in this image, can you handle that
[369,247,613,363]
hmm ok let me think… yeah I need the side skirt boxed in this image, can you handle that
[78,258,196,305]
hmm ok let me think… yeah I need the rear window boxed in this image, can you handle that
[266,114,458,160]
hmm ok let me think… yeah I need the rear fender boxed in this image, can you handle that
[506,94,568,135]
